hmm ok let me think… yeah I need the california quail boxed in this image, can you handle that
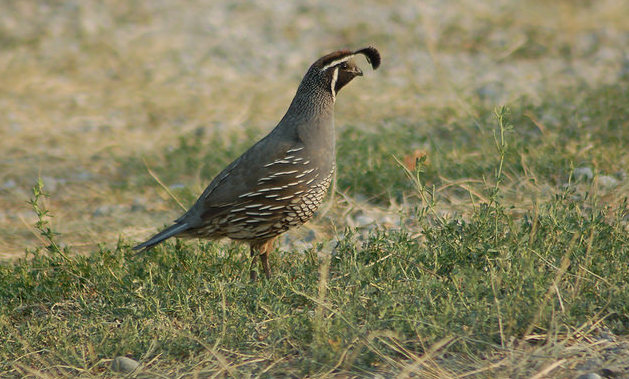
[134,47,381,280]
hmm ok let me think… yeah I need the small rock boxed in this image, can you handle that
[93,205,113,217]
[354,213,375,228]
[1,179,16,190]
[475,82,504,102]
[111,356,139,373]
[598,175,618,188]
[303,229,316,243]
[74,171,93,181]
[600,368,623,378]
[131,198,147,212]
[575,373,602,379]
[92,204,126,217]
[574,167,593,181]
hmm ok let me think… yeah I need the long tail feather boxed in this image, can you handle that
[133,222,190,251]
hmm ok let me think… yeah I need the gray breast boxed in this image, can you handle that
[201,145,335,241]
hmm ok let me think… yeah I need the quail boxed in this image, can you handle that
[134,47,381,280]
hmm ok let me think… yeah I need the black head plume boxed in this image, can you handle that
[353,46,381,70]
[314,46,381,72]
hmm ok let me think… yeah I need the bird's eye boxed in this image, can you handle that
[339,62,349,70]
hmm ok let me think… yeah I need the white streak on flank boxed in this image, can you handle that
[268,205,284,210]
[302,160,310,165]
[238,191,261,198]
[258,186,283,192]
[330,67,339,102]
[229,207,247,213]
[246,211,272,216]
[286,147,304,153]
[231,217,247,222]
[272,170,298,176]
[263,159,290,167]
[320,54,354,71]
[259,205,271,210]
[245,204,263,208]
[276,195,294,200]
[302,168,315,174]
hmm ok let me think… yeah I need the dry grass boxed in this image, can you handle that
[2,0,628,256]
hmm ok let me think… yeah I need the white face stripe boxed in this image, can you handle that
[320,54,354,72]
[330,67,339,101]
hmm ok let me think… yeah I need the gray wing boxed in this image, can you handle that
[176,131,309,224]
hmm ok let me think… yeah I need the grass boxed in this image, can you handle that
[2,104,627,377]
[1,0,628,377]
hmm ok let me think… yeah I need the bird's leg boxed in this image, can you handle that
[249,238,276,280]
[259,237,277,279]
[260,250,271,279]
[249,246,259,281]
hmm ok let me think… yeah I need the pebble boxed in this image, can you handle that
[42,176,62,192]
[1,179,16,190]
[597,175,618,188]
[303,229,316,243]
[131,198,147,212]
[574,167,593,181]
[92,205,113,217]
[111,356,139,373]
[475,82,504,102]
[575,373,602,379]
[354,213,375,228]
[74,171,93,181]
[92,204,126,217]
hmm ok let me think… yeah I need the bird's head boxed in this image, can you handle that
[307,46,380,100]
